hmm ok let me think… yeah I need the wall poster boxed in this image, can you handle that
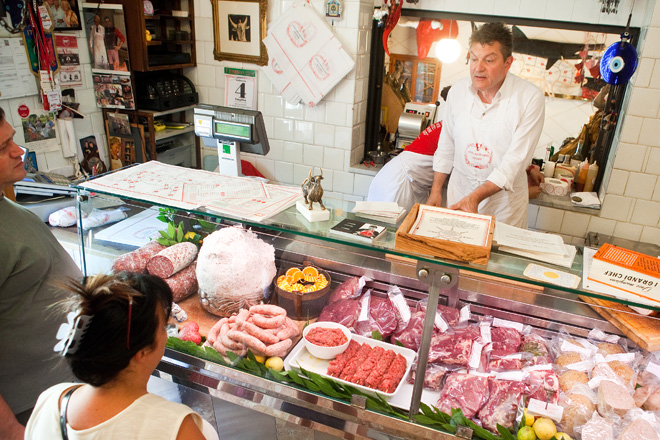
[82,3,130,73]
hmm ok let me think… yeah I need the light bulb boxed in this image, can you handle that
[435,39,461,63]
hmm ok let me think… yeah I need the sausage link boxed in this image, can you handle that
[264,339,293,357]
[249,304,286,316]
[250,313,286,329]
[227,329,268,353]
[207,317,228,345]
[243,321,280,345]
[234,309,250,329]
[220,323,245,351]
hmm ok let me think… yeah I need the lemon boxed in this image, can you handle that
[253,354,266,364]
[517,426,537,440]
[184,231,196,240]
[555,433,573,440]
[265,356,284,372]
[524,409,535,426]
[533,417,557,440]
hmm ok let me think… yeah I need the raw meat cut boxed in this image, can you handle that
[490,327,522,357]
[428,326,480,366]
[525,369,559,403]
[390,309,425,351]
[377,353,407,393]
[340,343,372,381]
[436,373,490,419]
[328,276,367,303]
[352,346,385,385]
[318,298,361,329]
[365,350,396,389]
[327,340,361,377]
[478,378,526,433]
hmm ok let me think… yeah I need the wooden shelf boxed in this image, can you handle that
[147,40,162,46]
[152,125,195,142]
[145,14,191,20]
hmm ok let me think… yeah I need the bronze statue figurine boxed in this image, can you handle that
[301,168,325,211]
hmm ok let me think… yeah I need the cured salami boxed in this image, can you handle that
[164,262,198,302]
[147,242,198,278]
[112,241,165,273]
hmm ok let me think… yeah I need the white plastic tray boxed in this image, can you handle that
[284,334,441,410]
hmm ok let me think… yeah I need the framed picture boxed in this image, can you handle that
[48,0,82,31]
[82,3,130,73]
[212,0,268,66]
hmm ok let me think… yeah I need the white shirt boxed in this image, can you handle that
[433,72,545,228]
[25,383,204,440]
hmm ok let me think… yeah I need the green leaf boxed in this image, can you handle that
[156,215,168,223]
[307,373,344,399]
[301,378,321,392]
[158,230,170,239]
[440,424,457,434]
[394,340,405,347]
[156,238,169,246]
[176,223,184,242]
[269,369,290,382]
[415,414,444,426]
[287,370,306,387]
[167,222,175,237]
[371,330,383,341]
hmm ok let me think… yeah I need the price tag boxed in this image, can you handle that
[647,361,660,379]
[493,317,524,332]
[526,399,564,422]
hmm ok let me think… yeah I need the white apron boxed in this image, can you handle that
[447,94,529,228]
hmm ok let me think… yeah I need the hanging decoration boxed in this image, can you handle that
[381,0,402,56]
[599,32,638,85]
[599,0,620,14]
[416,19,458,59]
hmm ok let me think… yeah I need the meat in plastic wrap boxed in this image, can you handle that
[318,298,361,329]
[478,378,526,433]
[112,241,166,273]
[390,308,425,351]
[354,290,397,339]
[591,359,637,389]
[435,372,490,419]
[489,327,522,357]
[578,412,614,440]
[328,276,369,303]
[520,333,552,366]
[558,390,596,438]
[428,326,480,366]
[616,411,660,440]
[597,379,635,417]
[634,355,660,411]
[407,362,449,391]
[196,227,276,316]
[525,369,559,404]
[388,285,411,333]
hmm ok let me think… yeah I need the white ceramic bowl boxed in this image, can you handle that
[303,322,352,360]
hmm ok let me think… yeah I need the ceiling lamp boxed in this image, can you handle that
[435,38,461,63]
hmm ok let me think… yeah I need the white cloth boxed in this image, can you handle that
[367,151,434,213]
[25,383,204,440]
[90,25,107,69]
[433,73,545,228]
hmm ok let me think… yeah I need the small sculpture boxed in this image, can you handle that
[301,168,326,211]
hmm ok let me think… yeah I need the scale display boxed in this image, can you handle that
[214,121,251,141]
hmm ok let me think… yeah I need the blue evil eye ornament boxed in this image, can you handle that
[600,32,638,85]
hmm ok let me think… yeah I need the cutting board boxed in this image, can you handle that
[580,295,660,351]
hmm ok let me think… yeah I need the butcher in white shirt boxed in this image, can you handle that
[426,22,545,228]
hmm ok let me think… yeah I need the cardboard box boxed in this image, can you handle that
[394,204,494,265]
[587,243,660,308]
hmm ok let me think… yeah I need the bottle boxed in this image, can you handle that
[572,124,590,164]
[576,160,589,192]
[584,162,599,192]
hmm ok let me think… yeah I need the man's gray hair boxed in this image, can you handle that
[469,22,514,60]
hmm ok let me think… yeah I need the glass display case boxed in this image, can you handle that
[71,170,659,440]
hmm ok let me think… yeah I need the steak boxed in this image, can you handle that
[436,372,490,419]
[478,378,526,433]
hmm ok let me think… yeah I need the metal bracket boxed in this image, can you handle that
[350,394,367,409]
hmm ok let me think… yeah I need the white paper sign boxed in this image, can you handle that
[224,72,257,110]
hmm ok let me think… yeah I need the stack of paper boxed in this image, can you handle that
[262,0,355,106]
[352,201,406,225]
[493,222,577,268]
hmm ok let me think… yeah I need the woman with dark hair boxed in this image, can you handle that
[24,272,207,439]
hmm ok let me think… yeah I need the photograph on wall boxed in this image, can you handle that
[22,112,57,143]
[47,0,82,31]
[107,112,131,135]
[23,151,38,172]
[82,2,129,73]
[92,73,135,109]
[106,123,146,169]
[55,34,83,87]
[79,134,108,175]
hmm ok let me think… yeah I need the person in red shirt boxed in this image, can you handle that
[104,16,126,70]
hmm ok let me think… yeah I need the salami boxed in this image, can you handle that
[147,242,198,278]
[112,241,165,273]
[164,262,198,302]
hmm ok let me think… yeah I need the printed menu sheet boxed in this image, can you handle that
[78,161,302,222]
[409,205,493,247]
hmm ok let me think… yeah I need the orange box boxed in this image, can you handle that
[587,243,660,308]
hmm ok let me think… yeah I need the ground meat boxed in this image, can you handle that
[377,353,407,393]
[352,346,385,386]
[365,350,396,389]
[327,340,361,377]
[305,327,348,347]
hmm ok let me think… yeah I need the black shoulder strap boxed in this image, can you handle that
[59,385,83,440]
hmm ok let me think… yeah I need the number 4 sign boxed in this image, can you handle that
[224,68,257,110]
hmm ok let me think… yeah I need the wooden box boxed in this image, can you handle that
[394,204,495,265]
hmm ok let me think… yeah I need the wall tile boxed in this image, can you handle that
[315,124,336,147]
[600,194,633,221]
[612,222,643,241]
[612,142,647,172]
[631,199,660,226]
[641,26,660,59]
[253,158,275,180]
[325,102,349,126]
[653,177,660,202]
[534,206,565,233]
[305,104,327,123]
[303,144,324,168]
[519,0,548,18]
[572,0,601,22]
[333,79,356,104]
[560,211,591,238]
[197,0,212,18]
[353,172,374,197]
[645,146,660,175]
[588,216,617,236]
[264,95,285,118]
[469,0,494,14]
[323,147,345,170]
[641,226,660,244]
[632,57,654,88]
[606,169,629,195]
[294,120,315,144]
[274,161,294,184]
[619,115,642,144]
[273,118,294,139]
[195,17,213,42]
[283,101,304,120]
[626,87,660,118]
[335,126,353,150]
[652,0,660,26]
[333,170,355,194]
[267,138,284,161]
[493,0,521,17]
[343,193,364,203]
[283,141,303,164]
[196,65,216,87]
[640,119,660,149]
[293,163,312,187]
[545,0,575,21]
[624,172,657,200]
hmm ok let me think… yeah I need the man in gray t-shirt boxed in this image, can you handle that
[0,107,81,439]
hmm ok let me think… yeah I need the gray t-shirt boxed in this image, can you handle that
[0,196,81,413]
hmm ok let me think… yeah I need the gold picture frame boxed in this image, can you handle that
[212,0,268,66]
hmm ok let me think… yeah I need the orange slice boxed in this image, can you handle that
[302,266,319,278]
[291,271,305,283]
[285,267,302,278]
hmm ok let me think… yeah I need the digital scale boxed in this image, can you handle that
[193,104,270,177]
